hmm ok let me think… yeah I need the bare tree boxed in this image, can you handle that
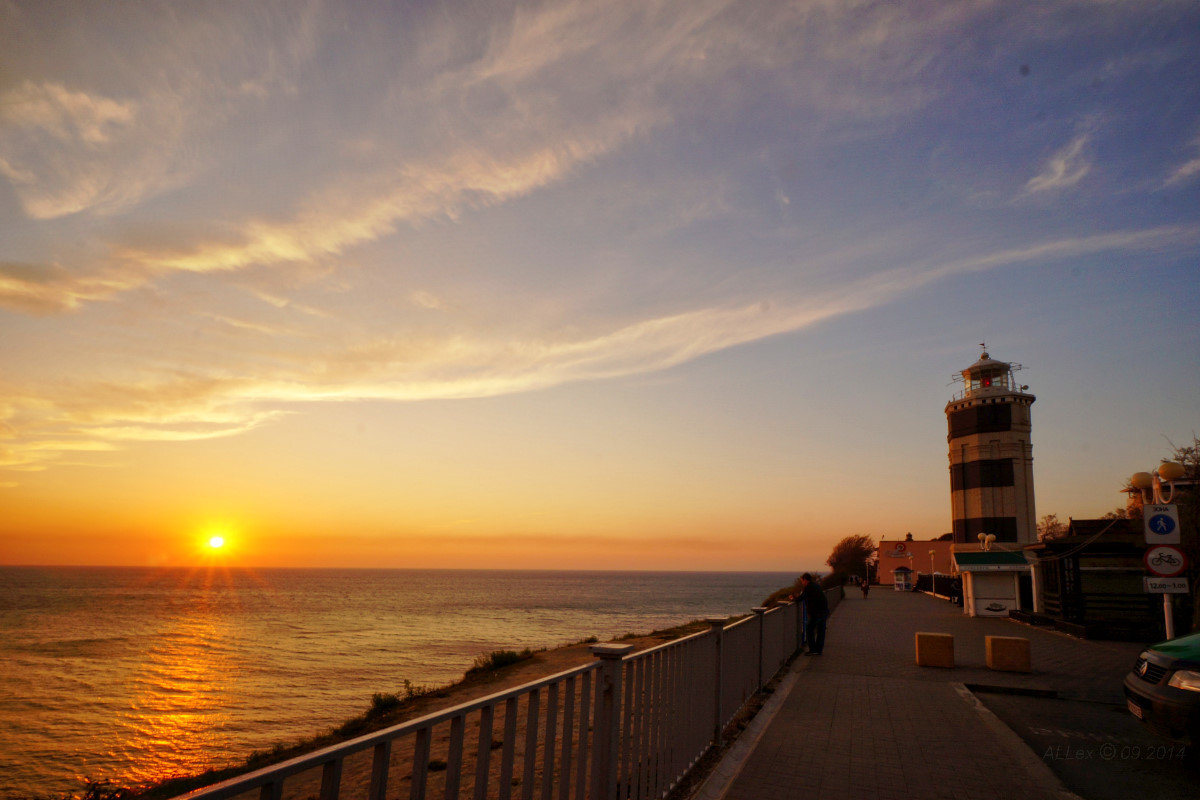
[1037,513,1066,540]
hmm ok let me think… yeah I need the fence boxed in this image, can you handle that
[914,572,960,600]
[170,588,840,800]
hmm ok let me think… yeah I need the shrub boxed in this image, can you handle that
[368,692,402,717]
[465,648,534,675]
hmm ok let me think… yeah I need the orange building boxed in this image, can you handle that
[872,534,955,587]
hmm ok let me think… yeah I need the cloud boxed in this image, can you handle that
[0,79,182,219]
[1166,158,1200,185]
[0,261,155,314]
[1024,133,1093,194]
[411,290,448,311]
[1165,133,1200,186]
[116,116,649,275]
[4,221,1194,478]
[0,80,136,144]
[0,0,999,314]
[0,1,323,220]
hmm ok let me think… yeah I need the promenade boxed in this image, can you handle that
[695,587,1147,800]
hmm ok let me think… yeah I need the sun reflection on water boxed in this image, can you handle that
[120,572,240,785]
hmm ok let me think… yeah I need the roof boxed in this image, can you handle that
[964,352,1010,374]
[952,551,1030,571]
[1064,518,1135,538]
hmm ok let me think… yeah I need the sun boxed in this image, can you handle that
[208,535,226,550]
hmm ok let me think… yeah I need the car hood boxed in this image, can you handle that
[1152,631,1200,661]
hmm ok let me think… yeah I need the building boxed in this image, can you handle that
[873,534,955,587]
[1022,518,1166,639]
[946,348,1037,616]
[945,350,1037,544]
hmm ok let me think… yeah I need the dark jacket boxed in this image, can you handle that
[798,581,829,619]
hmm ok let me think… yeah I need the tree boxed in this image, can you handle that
[826,534,875,580]
[1037,513,1066,540]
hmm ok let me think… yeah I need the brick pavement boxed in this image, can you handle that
[699,588,1149,800]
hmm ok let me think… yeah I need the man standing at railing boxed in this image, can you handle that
[798,573,829,655]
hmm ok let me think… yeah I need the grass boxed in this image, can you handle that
[465,648,537,676]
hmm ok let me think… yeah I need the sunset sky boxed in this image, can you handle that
[2,1,1197,571]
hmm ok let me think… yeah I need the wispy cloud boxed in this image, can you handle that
[0,78,184,219]
[3,222,1194,477]
[0,261,154,314]
[1025,133,1093,194]
[0,0,998,314]
[0,1,322,221]
[1165,132,1200,186]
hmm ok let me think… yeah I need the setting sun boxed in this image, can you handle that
[208,536,225,550]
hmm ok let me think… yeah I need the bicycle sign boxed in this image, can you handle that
[1143,504,1180,544]
[1145,545,1187,578]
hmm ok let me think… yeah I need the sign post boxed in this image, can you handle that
[1144,541,1189,639]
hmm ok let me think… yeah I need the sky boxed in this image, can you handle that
[1,0,1198,571]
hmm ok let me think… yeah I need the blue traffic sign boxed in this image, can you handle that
[1148,515,1176,536]
[1144,504,1180,544]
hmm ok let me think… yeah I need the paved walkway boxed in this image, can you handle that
[695,588,1146,800]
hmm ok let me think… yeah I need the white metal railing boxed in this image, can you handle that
[170,594,836,800]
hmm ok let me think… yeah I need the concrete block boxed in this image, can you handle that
[915,632,954,668]
[986,635,1031,672]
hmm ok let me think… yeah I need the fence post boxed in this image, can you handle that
[793,600,803,656]
[590,644,634,800]
[706,618,725,745]
[752,607,767,689]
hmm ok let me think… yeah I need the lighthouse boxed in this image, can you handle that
[945,349,1037,545]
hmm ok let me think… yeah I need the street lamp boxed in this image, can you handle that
[929,549,936,593]
[1130,461,1186,504]
[1130,461,1187,639]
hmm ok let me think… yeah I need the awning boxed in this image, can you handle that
[952,551,1030,572]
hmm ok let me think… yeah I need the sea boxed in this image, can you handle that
[0,566,795,799]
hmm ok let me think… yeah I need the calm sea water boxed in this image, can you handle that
[0,566,793,798]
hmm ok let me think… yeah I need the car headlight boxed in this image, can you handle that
[1167,670,1200,692]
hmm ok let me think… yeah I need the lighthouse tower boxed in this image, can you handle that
[946,349,1037,545]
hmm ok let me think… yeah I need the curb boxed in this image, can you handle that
[688,655,815,800]
[953,683,1086,800]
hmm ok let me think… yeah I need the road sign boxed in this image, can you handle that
[1144,576,1190,594]
[1144,545,1188,577]
[1144,504,1180,544]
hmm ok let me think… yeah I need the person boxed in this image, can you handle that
[860,577,870,599]
[798,572,829,655]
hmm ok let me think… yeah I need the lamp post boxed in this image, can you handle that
[1130,461,1186,505]
[929,549,936,594]
[1131,461,1187,639]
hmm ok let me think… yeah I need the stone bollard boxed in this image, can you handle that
[915,632,955,668]
[986,635,1031,673]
